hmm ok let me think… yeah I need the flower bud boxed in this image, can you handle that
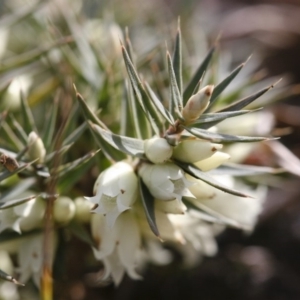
[156,198,187,214]
[27,131,46,164]
[144,137,173,164]
[53,196,75,224]
[194,151,230,171]
[138,162,194,201]
[182,85,214,123]
[172,139,222,163]
[74,197,94,223]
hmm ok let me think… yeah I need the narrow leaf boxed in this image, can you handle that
[191,109,259,129]
[175,161,252,198]
[92,123,145,158]
[121,45,160,135]
[183,46,215,103]
[167,51,183,119]
[172,19,182,94]
[68,220,96,247]
[0,195,36,210]
[0,161,35,182]
[144,82,174,125]
[0,269,24,286]
[139,177,161,239]
[62,122,87,146]
[209,60,248,107]
[217,83,276,112]
[183,126,273,143]
[20,92,37,134]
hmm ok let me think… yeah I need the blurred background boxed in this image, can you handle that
[1,0,300,299]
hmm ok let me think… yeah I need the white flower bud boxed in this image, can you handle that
[156,198,187,214]
[138,162,194,201]
[86,161,138,228]
[27,131,46,164]
[74,197,94,223]
[182,85,214,123]
[172,139,222,163]
[194,151,230,171]
[144,137,173,164]
[53,196,75,224]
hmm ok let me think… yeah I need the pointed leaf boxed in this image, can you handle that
[0,269,24,286]
[208,163,283,177]
[62,122,87,146]
[8,114,28,145]
[45,143,73,163]
[139,177,161,238]
[121,45,160,135]
[144,82,174,125]
[209,60,247,107]
[92,123,145,158]
[167,51,183,119]
[0,161,35,182]
[55,150,100,178]
[172,19,182,94]
[191,109,259,129]
[175,161,252,198]
[217,83,275,112]
[183,46,215,103]
[20,92,37,134]
[183,126,273,143]
[0,195,36,210]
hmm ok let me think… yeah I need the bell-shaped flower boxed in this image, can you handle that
[17,233,57,288]
[27,132,46,164]
[138,162,195,201]
[86,161,138,228]
[155,198,187,215]
[144,137,173,164]
[182,85,214,123]
[0,197,46,234]
[172,139,223,163]
[91,210,141,285]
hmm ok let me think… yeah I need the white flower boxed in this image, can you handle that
[53,196,75,224]
[182,85,214,123]
[144,137,173,164]
[138,162,194,201]
[0,198,46,234]
[91,210,141,285]
[17,233,57,288]
[172,139,223,163]
[86,161,138,228]
[27,132,46,164]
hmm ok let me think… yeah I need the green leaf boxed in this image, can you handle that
[121,45,160,136]
[1,122,24,151]
[208,163,283,177]
[217,83,275,112]
[209,59,248,107]
[68,220,96,247]
[0,269,24,286]
[62,122,88,146]
[172,19,182,94]
[8,114,28,145]
[0,160,36,182]
[43,96,59,150]
[45,143,74,163]
[92,124,145,158]
[183,126,272,143]
[0,194,36,210]
[183,46,215,103]
[144,82,174,125]
[191,109,259,129]
[139,177,161,239]
[167,51,183,119]
[20,92,37,134]
[55,150,100,178]
[175,161,252,198]
[0,177,36,202]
